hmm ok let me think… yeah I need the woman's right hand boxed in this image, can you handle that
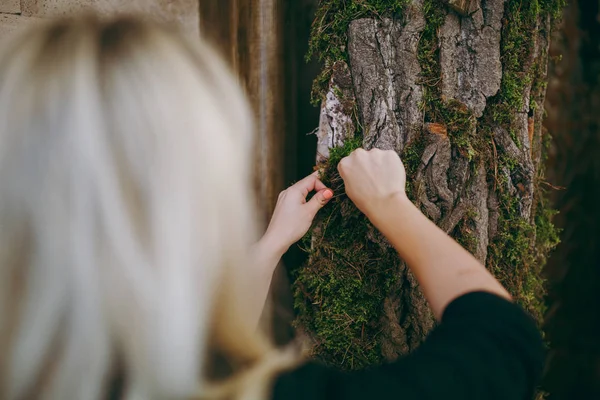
[337,148,407,218]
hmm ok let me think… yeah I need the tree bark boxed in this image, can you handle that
[293,0,560,370]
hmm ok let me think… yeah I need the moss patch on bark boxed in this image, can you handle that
[293,0,563,369]
[416,0,563,320]
[295,0,414,370]
[292,137,405,368]
[417,0,482,159]
[482,0,563,321]
[307,0,410,105]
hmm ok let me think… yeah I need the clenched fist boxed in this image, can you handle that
[337,148,407,217]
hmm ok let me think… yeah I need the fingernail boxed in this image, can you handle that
[323,189,333,200]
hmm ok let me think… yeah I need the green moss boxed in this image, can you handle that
[327,137,363,169]
[418,0,482,159]
[293,234,402,368]
[489,1,538,145]
[401,134,426,201]
[296,2,414,367]
[540,0,567,20]
[488,0,565,143]
[486,169,559,323]
[440,100,479,159]
[402,132,427,176]
[307,0,410,105]
[453,209,480,255]
[295,0,564,368]
[417,0,445,114]
[294,136,403,369]
[483,0,563,321]
[487,189,542,317]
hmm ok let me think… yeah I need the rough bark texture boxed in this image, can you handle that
[316,61,356,163]
[346,6,434,358]
[348,13,424,152]
[439,1,503,118]
[294,0,561,370]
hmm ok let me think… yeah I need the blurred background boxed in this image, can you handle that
[0,1,597,398]
[544,1,600,398]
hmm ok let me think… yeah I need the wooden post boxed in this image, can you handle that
[199,0,285,221]
[199,0,292,344]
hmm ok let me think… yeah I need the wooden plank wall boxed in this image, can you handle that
[199,0,285,220]
[199,0,294,344]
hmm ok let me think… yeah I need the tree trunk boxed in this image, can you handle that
[292,0,562,370]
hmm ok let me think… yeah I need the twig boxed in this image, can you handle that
[539,181,566,190]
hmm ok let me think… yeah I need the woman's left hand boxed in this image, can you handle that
[262,172,333,255]
[248,173,332,328]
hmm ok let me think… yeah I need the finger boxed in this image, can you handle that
[337,157,348,179]
[314,178,327,193]
[293,172,326,197]
[306,188,334,215]
[309,171,327,192]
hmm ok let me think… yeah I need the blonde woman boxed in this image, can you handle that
[0,15,543,400]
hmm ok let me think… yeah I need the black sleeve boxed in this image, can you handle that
[272,292,545,400]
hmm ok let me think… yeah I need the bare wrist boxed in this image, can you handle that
[259,230,289,259]
[365,192,413,221]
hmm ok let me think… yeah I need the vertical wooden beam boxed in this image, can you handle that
[199,0,284,221]
[249,0,283,217]
[200,1,291,345]
[198,0,237,64]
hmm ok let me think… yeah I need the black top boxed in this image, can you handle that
[273,292,544,400]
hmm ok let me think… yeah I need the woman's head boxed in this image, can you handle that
[0,16,273,399]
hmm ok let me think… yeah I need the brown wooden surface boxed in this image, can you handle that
[200,0,292,344]
[200,0,285,220]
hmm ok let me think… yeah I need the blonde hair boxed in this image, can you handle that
[0,16,295,400]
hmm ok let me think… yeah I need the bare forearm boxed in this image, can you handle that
[246,171,333,329]
[368,194,511,320]
[247,234,286,328]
